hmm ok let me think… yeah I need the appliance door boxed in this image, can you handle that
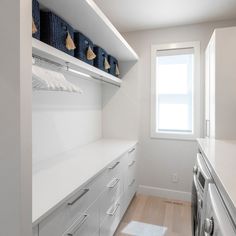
[192,172,201,236]
[203,184,236,236]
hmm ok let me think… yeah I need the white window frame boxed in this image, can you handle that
[150,41,200,140]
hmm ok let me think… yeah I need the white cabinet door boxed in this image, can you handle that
[205,33,215,138]
[205,27,236,139]
[209,35,216,139]
[205,43,210,137]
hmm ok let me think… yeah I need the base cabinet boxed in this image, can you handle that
[35,145,137,236]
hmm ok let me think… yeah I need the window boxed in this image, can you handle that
[151,42,200,140]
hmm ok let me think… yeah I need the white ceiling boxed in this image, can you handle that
[94,0,236,32]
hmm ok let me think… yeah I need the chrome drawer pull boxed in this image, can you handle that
[128,160,136,167]
[107,178,120,188]
[67,188,89,206]
[66,214,89,236]
[128,147,136,154]
[107,203,120,216]
[108,161,120,170]
[128,179,135,187]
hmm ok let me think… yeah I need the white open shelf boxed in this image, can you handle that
[38,0,139,62]
[32,38,122,86]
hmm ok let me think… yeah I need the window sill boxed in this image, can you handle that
[151,132,198,141]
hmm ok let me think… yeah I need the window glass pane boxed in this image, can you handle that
[158,104,191,132]
[156,50,193,133]
[156,54,193,94]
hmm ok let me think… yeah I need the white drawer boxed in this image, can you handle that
[105,156,123,180]
[100,200,122,236]
[39,172,105,236]
[100,172,123,224]
[33,225,38,236]
[63,200,99,236]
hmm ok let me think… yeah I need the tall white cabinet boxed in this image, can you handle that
[205,27,236,139]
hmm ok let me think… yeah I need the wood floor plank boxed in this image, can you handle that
[115,194,192,236]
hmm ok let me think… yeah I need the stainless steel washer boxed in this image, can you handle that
[203,183,236,236]
[192,153,213,236]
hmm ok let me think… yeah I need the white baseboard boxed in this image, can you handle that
[138,185,191,202]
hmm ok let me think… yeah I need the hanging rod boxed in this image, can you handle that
[32,54,121,87]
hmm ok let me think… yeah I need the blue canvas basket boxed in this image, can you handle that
[108,55,119,77]
[93,46,108,72]
[32,0,40,39]
[40,11,75,56]
[74,32,94,65]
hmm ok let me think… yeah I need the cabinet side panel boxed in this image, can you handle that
[215,27,236,139]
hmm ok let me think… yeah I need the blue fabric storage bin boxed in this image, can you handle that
[94,46,108,72]
[40,11,75,56]
[74,32,94,65]
[108,55,119,77]
[32,0,40,39]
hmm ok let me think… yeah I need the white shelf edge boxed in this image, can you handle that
[32,38,122,86]
[86,0,139,61]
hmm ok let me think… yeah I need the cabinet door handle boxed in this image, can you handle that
[128,160,136,167]
[67,188,89,206]
[107,178,120,188]
[128,147,136,154]
[108,161,120,170]
[107,203,120,216]
[128,179,135,187]
[66,214,89,236]
[205,120,210,137]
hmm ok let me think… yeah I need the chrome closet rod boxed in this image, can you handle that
[32,54,120,87]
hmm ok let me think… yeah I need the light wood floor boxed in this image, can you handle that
[115,194,192,236]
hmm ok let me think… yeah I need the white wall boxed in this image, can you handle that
[0,0,32,236]
[102,19,236,201]
[33,74,102,169]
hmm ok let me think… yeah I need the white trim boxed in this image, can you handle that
[150,41,201,140]
[138,185,191,202]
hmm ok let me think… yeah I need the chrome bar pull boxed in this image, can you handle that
[67,188,89,206]
[205,119,210,137]
[66,214,88,236]
[128,160,136,167]
[128,147,136,154]
[108,161,120,170]
[107,203,120,216]
[107,178,120,188]
[128,179,135,187]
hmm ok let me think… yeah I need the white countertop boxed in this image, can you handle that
[197,138,236,219]
[33,139,137,225]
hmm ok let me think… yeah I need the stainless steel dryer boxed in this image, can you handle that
[192,152,213,236]
[203,183,236,236]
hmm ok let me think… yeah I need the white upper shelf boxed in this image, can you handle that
[32,38,122,86]
[38,0,138,62]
